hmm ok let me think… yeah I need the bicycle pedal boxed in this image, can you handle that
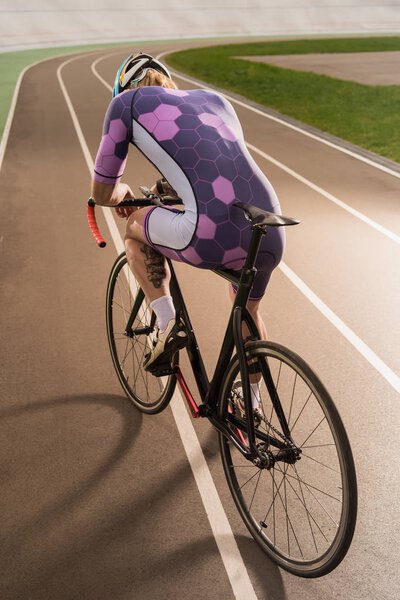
[147,363,176,377]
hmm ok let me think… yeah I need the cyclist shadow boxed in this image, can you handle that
[145,534,287,599]
[2,394,285,599]
[0,392,143,552]
[114,534,287,599]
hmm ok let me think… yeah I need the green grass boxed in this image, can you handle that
[166,37,400,163]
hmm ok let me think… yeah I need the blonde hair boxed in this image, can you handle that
[136,68,177,89]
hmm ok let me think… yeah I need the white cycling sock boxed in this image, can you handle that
[150,295,176,332]
[250,381,262,410]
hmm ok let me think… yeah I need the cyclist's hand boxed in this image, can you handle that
[114,183,136,219]
[115,205,136,219]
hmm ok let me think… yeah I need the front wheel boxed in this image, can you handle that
[106,252,177,414]
[219,341,357,577]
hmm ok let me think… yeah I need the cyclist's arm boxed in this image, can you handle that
[91,94,133,206]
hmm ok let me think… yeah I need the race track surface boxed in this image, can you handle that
[1,42,399,600]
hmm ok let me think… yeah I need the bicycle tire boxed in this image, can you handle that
[219,341,357,577]
[106,252,177,414]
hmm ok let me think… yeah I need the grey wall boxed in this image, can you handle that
[1,1,400,51]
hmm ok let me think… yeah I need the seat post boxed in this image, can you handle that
[243,225,265,271]
[234,225,265,308]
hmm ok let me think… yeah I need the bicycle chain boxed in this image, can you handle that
[256,409,297,451]
[231,387,296,450]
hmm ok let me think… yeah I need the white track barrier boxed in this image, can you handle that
[1,1,400,51]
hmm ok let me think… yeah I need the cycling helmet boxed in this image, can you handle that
[112,52,171,97]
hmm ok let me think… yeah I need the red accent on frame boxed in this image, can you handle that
[175,366,200,418]
[228,404,247,446]
[236,426,247,447]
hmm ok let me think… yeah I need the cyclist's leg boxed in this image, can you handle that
[245,296,268,340]
[124,207,171,304]
[124,204,194,308]
[228,285,268,340]
[124,206,189,371]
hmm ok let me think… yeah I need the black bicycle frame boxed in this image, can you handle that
[168,224,292,462]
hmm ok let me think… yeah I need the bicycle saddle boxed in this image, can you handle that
[234,202,300,227]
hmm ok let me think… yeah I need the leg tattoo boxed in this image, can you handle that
[140,245,167,289]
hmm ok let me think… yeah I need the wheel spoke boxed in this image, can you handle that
[288,466,341,528]
[300,451,340,474]
[302,443,336,449]
[259,464,286,524]
[276,459,337,547]
[287,371,297,427]
[290,390,313,433]
[248,469,263,512]
[238,467,264,491]
[269,466,304,558]
[120,337,134,369]
[282,471,342,503]
[300,415,327,448]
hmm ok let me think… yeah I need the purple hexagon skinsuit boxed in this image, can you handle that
[94,87,285,298]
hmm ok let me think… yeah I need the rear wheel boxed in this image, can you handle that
[219,341,357,577]
[106,253,176,414]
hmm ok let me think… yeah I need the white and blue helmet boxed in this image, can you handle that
[112,52,171,97]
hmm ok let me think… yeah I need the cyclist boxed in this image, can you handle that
[91,52,285,396]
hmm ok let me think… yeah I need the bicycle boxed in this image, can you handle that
[87,191,357,578]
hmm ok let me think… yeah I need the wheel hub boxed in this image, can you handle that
[253,447,275,469]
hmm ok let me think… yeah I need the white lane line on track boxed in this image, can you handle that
[279,263,400,394]
[245,142,400,246]
[57,53,258,600]
[156,49,400,182]
[91,51,400,394]
[91,53,120,88]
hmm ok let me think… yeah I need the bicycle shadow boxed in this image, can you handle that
[0,393,143,550]
[1,393,286,600]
